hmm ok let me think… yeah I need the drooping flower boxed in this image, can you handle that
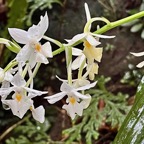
[0,73,47,122]
[0,68,14,100]
[2,92,33,118]
[62,94,91,119]
[45,81,96,119]
[131,52,144,68]
[65,3,114,47]
[2,93,45,123]
[0,73,47,98]
[66,3,114,80]
[8,13,53,68]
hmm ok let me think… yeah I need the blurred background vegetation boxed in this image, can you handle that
[0,0,144,143]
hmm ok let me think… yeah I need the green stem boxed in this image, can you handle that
[0,114,31,141]
[78,58,86,79]
[22,63,29,78]
[94,11,144,34]
[51,11,144,56]
[84,17,111,33]
[52,45,65,56]
[26,63,41,87]
[4,60,18,72]
[43,36,62,47]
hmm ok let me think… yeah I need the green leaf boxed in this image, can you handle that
[113,77,144,144]
[7,0,28,29]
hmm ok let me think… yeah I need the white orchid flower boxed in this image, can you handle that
[2,92,33,118]
[65,3,114,47]
[2,93,45,123]
[0,73,47,100]
[8,12,53,68]
[66,3,113,80]
[0,73,47,122]
[63,94,91,119]
[45,81,96,119]
[131,52,144,68]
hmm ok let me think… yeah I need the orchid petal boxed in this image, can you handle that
[72,91,91,99]
[137,61,144,68]
[24,87,47,98]
[45,92,66,104]
[92,47,103,62]
[37,12,49,40]
[11,73,26,87]
[0,87,14,96]
[41,42,53,58]
[74,102,83,116]
[1,81,10,89]
[73,78,90,88]
[63,104,76,120]
[28,52,37,68]
[91,33,115,39]
[5,71,13,82]
[84,3,91,30]
[76,81,97,91]
[66,33,86,46]
[28,13,48,40]
[31,106,45,123]
[72,56,82,70]
[72,48,83,56]
[8,28,29,44]
[131,52,144,57]
[81,94,91,108]
[60,82,73,92]
[86,35,101,46]
[84,3,91,22]
[16,44,33,63]
[35,52,49,64]
[71,54,86,70]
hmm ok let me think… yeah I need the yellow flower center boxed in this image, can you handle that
[16,93,22,102]
[84,40,92,49]
[69,97,76,105]
[35,43,41,52]
[30,106,33,111]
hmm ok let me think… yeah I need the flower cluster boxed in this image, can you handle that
[0,3,114,122]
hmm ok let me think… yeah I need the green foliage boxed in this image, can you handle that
[63,76,131,144]
[113,76,144,144]
[121,64,142,86]
[1,0,62,36]
[2,0,28,37]
[122,0,144,39]
[5,118,51,144]
[25,0,63,26]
